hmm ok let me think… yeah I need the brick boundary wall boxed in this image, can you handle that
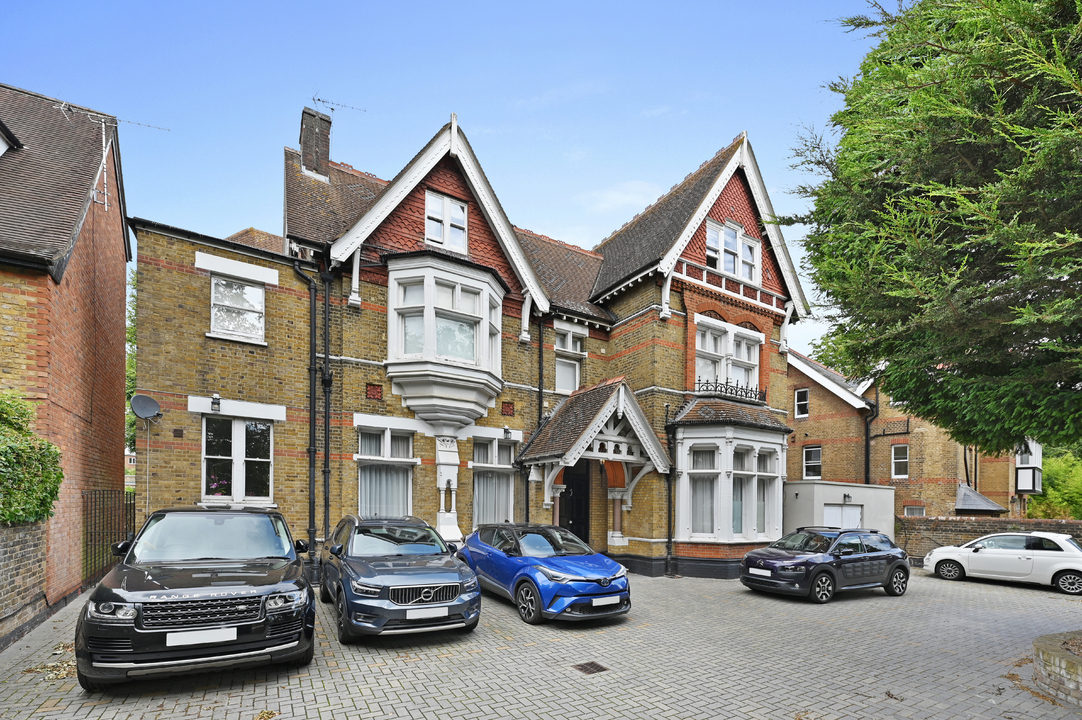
[895,515,1082,566]
[1033,632,1082,708]
[0,521,47,651]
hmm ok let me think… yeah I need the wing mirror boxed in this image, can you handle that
[971,543,983,553]
[294,539,309,554]
[835,548,855,557]
[446,542,458,554]
[111,540,132,557]
[329,544,344,557]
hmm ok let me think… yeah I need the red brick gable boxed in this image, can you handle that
[680,169,787,298]
[357,156,524,307]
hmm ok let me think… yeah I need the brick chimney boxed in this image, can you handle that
[300,107,332,177]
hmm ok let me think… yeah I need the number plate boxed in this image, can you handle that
[406,607,449,620]
[592,595,620,607]
[166,627,237,647]
[748,567,771,577]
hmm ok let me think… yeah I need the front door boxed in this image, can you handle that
[560,461,590,545]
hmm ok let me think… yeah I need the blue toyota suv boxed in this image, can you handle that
[740,527,909,603]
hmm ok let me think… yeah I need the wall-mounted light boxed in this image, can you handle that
[503,425,511,440]
[843,493,852,504]
[211,393,221,412]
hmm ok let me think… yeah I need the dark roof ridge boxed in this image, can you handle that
[514,227,601,259]
[593,133,744,252]
[328,159,387,183]
[0,82,116,121]
[570,376,627,397]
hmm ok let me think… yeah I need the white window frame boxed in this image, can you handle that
[201,416,274,504]
[694,314,764,390]
[903,505,925,517]
[803,446,822,480]
[356,427,419,517]
[209,274,266,344]
[705,220,759,284]
[795,388,810,418]
[688,446,719,538]
[470,438,516,527]
[892,444,909,479]
[553,320,587,394]
[425,190,468,253]
[387,259,504,373]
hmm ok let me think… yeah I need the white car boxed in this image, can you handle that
[924,531,1082,595]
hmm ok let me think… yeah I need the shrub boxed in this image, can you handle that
[0,391,64,525]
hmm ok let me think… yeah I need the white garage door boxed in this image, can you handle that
[823,504,862,528]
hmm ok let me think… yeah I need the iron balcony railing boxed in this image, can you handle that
[695,378,767,404]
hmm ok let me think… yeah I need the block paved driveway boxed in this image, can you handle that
[1,571,1080,720]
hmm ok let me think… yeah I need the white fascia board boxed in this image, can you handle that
[0,135,9,158]
[562,385,670,473]
[188,396,286,421]
[788,354,868,409]
[328,124,550,314]
[353,413,430,433]
[738,140,810,317]
[195,251,279,285]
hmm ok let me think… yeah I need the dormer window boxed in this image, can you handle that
[426,191,467,253]
[706,221,759,283]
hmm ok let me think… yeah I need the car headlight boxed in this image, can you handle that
[266,588,308,613]
[461,575,479,592]
[349,579,382,597]
[611,565,628,580]
[777,565,806,574]
[535,565,589,583]
[87,601,137,623]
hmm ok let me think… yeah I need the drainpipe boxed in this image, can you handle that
[536,313,545,428]
[864,384,880,484]
[321,269,334,544]
[293,262,318,562]
[664,403,675,578]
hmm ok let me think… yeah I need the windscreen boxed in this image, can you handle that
[769,531,835,553]
[350,525,447,557]
[129,513,294,563]
[517,527,593,557]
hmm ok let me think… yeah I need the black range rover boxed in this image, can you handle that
[75,507,315,692]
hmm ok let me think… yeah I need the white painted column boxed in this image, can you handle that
[435,436,463,541]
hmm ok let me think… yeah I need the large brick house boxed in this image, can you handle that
[133,108,878,578]
[0,84,130,639]
[786,350,1043,519]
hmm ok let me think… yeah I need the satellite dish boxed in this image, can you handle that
[130,394,162,420]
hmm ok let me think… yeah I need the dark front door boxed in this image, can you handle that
[560,461,590,545]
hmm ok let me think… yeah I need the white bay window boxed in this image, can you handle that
[694,314,764,393]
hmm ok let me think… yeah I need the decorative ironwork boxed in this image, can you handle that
[695,378,767,403]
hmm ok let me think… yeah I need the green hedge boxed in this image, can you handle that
[0,392,63,525]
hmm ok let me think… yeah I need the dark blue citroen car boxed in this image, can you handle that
[319,516,480,641]
[740,527,910,603]
[459,524,630,624]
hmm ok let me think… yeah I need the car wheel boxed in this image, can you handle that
[319,568,332,603]
[809,573,835,604]
[1054,570,1082,595]
[335,590,355,644]
[77,669,110,693]
[884,568,908,596]
[292,636,315,666]
[516,582,543,624]
[936,560,965,581]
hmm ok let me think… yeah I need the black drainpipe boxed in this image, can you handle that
[864,384,880,484]
[293,262,318,562]
[664,403,675,578]
[536,313,545,428]
[321,269,334,543]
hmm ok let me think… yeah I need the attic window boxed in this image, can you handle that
[706,220,759,284]
[426,191,467,253]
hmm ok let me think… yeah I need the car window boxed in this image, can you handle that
[129,513,294,562]
[492,528,517,553]
[334,522,352,547]
[832,534,864,554]
[1067,538,1082,553]
[350,524,447,557]
[478,527,496,546]
[987,535,1027,551]
[1027,537,1064,551]
[769,532,834,553]
[861,534,896,553]
[516,527,593,557]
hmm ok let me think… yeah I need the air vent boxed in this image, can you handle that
[572,661,609,675]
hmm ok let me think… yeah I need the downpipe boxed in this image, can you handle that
[292,262,318,564]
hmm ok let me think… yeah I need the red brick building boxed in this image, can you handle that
[0,84,130,634]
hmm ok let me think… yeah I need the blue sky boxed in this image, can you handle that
[2,1,878,355]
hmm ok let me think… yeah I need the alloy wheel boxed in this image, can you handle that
[1056,571,1082,595]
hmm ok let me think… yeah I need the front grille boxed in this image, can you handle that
[141,597,263,629]
[87,637,133,653]
[266,618,304,639]
[389,584,460,606]
[567,598,630,616]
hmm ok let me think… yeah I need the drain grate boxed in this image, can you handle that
[572,661,609,675]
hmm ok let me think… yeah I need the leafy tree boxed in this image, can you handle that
[125,268,137,451]
[0,391,64,524]
[1027,450,1082,519]
[787,0,1082,453]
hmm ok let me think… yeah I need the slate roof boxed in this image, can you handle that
[591,135,743,299]
[671,397,793,434]
[284,148,387,244]
[955,484,1007,514]
[225,227,285,254]
[514,228,612,324]
[517,379,623,463]
[0,83,128,280]
[789,350,867,394]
